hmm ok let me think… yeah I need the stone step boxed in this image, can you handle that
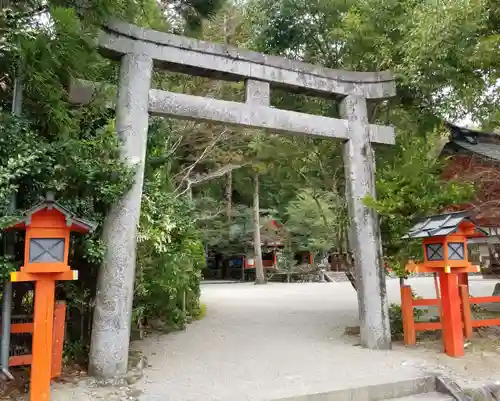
[274,376,441,401]
[387,392,454,400]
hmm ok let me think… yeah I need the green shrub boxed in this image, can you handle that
[134,171,205,331]
[193,303,207,321]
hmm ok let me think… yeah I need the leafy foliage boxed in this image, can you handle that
[239,0,494,276]
[286,189,345,254]
[388,302,426,341]
[365,116,475,275]
[248,0,499,123]
[0,115,45,220]
[136,176,205,330]
[0,0,226,365]
[275,249,297,283]
[389,290,427,340]
[170,0,226,35]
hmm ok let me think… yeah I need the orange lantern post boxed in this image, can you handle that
[4,193,96,401]
[402,211,486,357]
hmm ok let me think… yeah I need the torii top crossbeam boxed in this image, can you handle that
[100,20,395,100]
[70,21,396,145]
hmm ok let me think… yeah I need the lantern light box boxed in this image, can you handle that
[425,243,444,261]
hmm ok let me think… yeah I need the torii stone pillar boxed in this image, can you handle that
[75,20,395,378]
[89,53,153,377]
[341,95,390,349]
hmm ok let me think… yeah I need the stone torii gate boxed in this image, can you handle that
[75,20,397,378]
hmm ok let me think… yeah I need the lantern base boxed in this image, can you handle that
[405,261,479,274]
[11,270,78,282]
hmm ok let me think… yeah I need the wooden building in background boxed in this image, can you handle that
[441,123,500,276]
[204,217,313,281]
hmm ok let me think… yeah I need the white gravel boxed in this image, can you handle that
[48,276,500,401]
[135,279,436,401]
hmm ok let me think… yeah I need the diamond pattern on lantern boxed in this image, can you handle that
[29,238,65,263]
[426,243,444,261]
[448,242,465,260]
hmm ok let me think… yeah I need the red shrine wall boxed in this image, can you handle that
[442,152,500,227]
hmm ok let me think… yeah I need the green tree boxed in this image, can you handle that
[0,0,228,368]
[240,0,496,277]
[167,0,227,35]
[286,189,345,257]
[365,113,474,275]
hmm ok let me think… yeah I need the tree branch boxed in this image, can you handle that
[193,209,225,222]
[190,164,245,186]
[175,163,245,199]
[173,128,228,194]
[148,136,184,167]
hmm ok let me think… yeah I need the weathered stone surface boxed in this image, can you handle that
[435,375,471,401]
[340,95,391,350]
[99,20,396,100]
[69,79,396,145]
[463,387,495,401]
[487,384,500,400]
[89,53,153,378]
[492,283,500,296]
[149,89,393,144]
[387,393,453,400]
[245,79,270,106]
[475,283,500,312]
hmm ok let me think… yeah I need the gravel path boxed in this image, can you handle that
[46,276,500,401]
[134,279,436,400]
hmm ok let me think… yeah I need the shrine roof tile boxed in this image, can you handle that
[445,122,500,161]
[402,211,487,239]
[452,140,500,161]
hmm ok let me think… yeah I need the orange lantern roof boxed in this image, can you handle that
[4,192,97,234]
[402,211,487,240]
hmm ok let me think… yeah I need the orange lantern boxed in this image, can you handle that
[4,193,96,401]
[403,211,486,357]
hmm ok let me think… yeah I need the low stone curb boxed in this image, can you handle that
[269,375,500,401]
[461,384,500,401]
[272,376,439,401]
[436,376,470,401]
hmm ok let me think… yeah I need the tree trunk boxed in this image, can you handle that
[339,224,357,291]
[223,173,232,280]
[253,173,266,285]
[223,15,229,44]
[226,170,232,228]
